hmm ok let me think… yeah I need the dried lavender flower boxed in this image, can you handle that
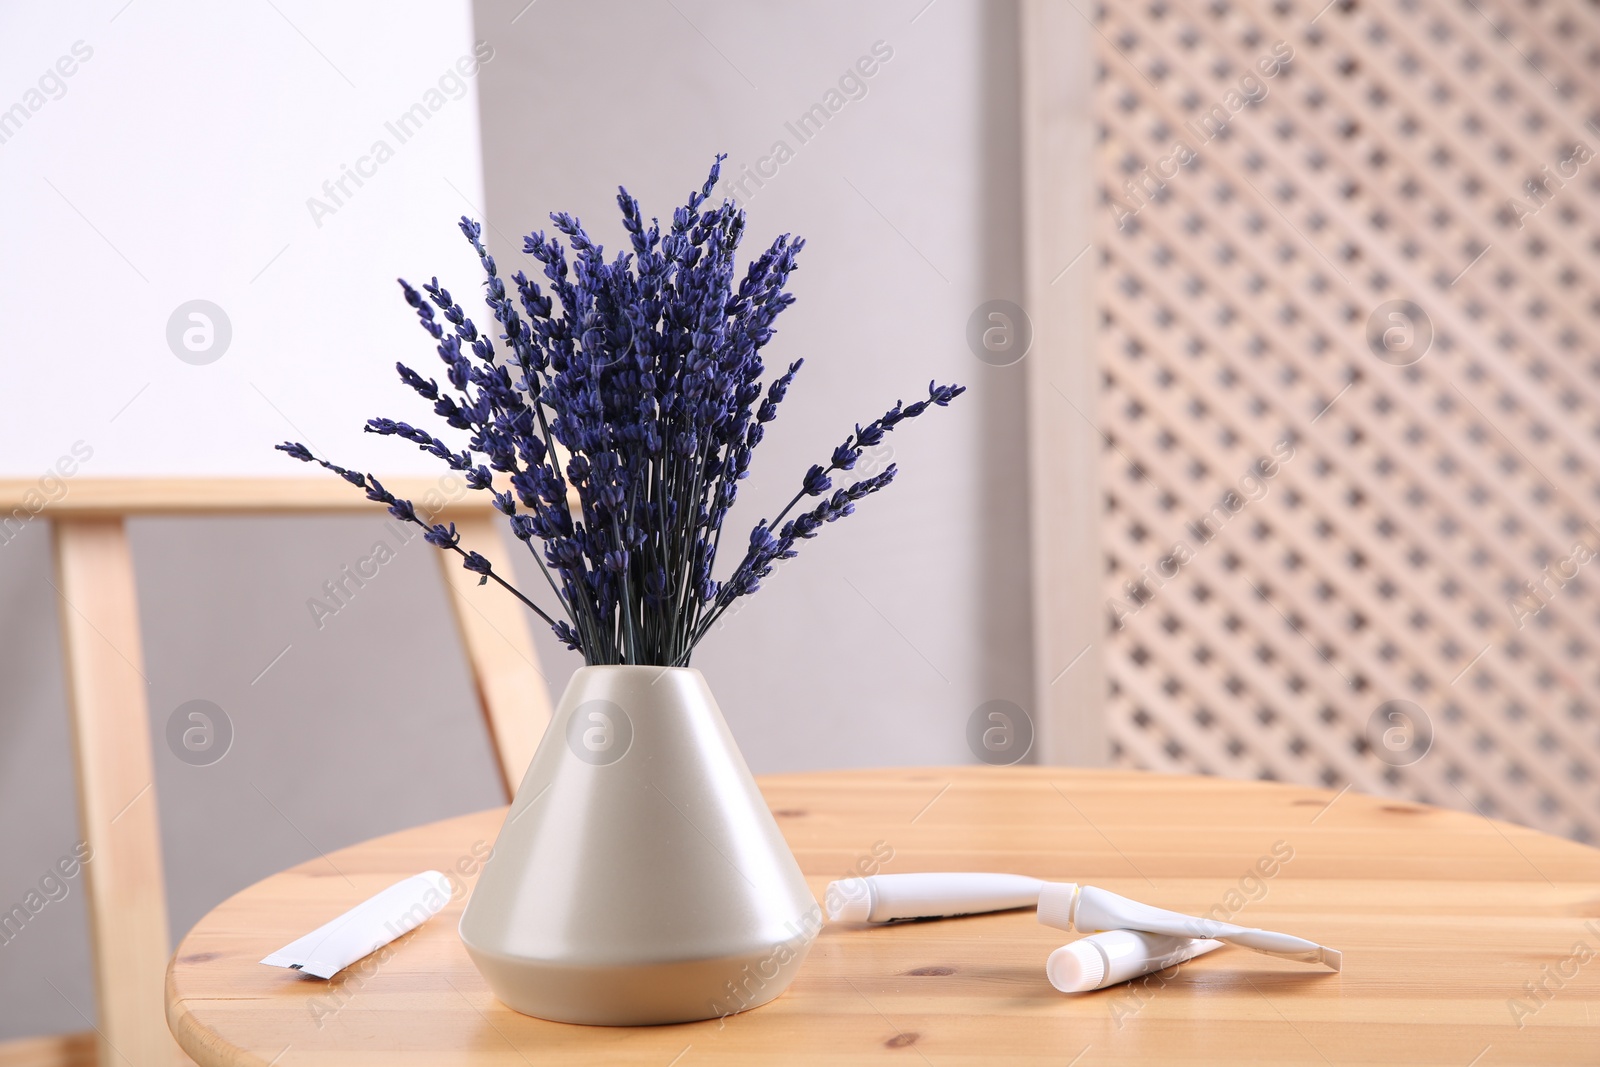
[279,158,963,665]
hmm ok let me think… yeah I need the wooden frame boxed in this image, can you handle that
[0,478,501,520]
[2,478,552,1066]
[1019,1,1106,765]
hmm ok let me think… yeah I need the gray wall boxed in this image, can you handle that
[0,0,1029,1041]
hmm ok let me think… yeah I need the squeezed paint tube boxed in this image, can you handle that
[260,870,453,979]
[1036,882,1342,971]
[823,872,1341,971]
[1047,929,1225,992]
[825,872,1044,923]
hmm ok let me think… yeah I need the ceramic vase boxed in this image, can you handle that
[459,665,819,1025]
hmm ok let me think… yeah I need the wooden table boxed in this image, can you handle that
[166,767,1600,1065]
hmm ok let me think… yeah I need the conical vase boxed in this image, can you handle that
[459,665,820,1025]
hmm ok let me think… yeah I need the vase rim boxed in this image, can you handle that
[572,663,703,676]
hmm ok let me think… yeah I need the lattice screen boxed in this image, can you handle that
[1093,0,1600,840]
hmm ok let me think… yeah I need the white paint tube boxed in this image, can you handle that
[825,872,1045,922]
[260,870,453,979]
[1037,882,1342,971]
[1047,929,1225,992]
[823,872,1341,971]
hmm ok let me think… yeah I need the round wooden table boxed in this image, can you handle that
[166,767,1600,1065]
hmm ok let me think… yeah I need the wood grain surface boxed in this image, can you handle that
[166,767,1600,1065]
[54,519,185,1066]
[0,477,581,519]
[0,479,495,517]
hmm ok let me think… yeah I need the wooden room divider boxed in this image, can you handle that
[1025,0,1600,841]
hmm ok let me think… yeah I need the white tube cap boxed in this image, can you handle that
[1046,940,1107,993]
[824,878,872,922]
[1035,882,1080,931]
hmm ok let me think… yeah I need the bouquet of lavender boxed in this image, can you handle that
[280,158,962,666]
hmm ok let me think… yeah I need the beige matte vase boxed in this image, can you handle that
[459,665,820,1025]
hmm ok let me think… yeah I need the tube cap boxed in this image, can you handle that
[1046,940,1107,993]
[825,878,872,922]
[1035,882,1079,931]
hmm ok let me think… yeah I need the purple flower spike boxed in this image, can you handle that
[277,158,962,666]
